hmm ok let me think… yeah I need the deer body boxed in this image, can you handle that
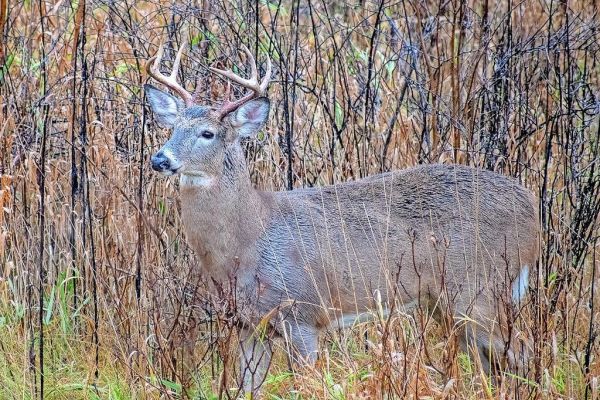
[180,153,539,323]
[176,142,538,390]
[144,46,539,394]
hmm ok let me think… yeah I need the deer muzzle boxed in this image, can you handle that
[151,150,181,175]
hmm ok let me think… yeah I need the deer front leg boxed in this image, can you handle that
[239,327,273,396]
[280,320,319,367]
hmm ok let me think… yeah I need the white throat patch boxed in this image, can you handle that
[179,173,215,187]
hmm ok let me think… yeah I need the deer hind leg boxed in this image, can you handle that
[458,317,513,376]
[447,262,531,379]
[456,295,528,379]
[239,327,273,395]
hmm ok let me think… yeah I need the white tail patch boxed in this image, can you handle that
[512,265,529,303]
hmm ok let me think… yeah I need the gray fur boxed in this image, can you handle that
[183,106,210,119]
[146,86,539,394]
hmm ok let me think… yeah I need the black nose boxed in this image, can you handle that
[151,152,171,172]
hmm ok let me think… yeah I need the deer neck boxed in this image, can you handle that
[178,146,270,280]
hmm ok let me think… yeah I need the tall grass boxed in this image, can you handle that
[1,0,599,398]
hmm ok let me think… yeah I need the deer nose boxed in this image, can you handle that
[151,152,171,172]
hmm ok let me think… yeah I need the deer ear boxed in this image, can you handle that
[145,84,184,128]
[230,98,270,139]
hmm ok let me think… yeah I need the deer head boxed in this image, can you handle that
[145,43,272,185]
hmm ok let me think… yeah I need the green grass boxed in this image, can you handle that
[0,295,594,399]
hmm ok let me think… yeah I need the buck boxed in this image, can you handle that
[144,44,539,394]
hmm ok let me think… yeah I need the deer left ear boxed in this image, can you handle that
[230,97,270,138]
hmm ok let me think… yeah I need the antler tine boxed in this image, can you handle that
[170,38,186,79]
[241,45,258,84]
[146,40,194,106]
[260,55,272,93]
[208,70,260,97]
[151,42,165,71]
[209,45,272,119]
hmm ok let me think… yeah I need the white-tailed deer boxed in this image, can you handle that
[145,43,539,394]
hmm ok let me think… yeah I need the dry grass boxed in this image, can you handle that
[1,0,600,398]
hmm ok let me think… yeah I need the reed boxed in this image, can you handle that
[0,0,599,398]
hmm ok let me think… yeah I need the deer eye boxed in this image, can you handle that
[200,130,215,140]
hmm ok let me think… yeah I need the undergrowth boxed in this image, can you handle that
[1,0,600,398]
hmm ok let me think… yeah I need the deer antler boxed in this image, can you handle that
[209,45,272,119]
[146,40,194,107]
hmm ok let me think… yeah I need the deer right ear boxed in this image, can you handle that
[230,97,270,139]
[144,84,184,128]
